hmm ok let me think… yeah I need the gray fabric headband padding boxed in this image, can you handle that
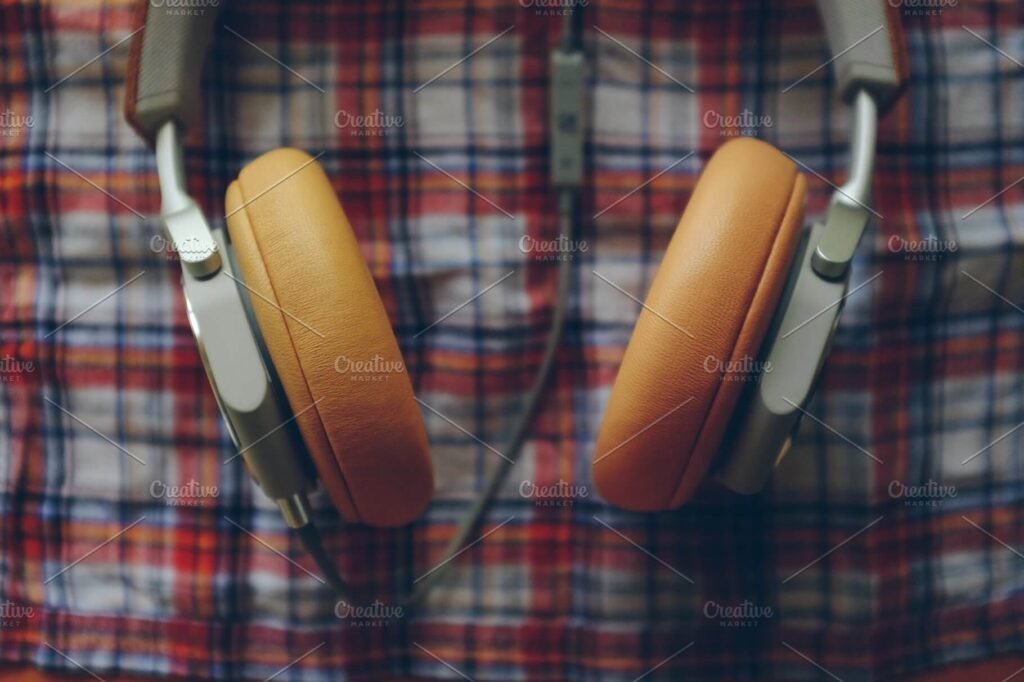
[126,2,222,141]
[124,1,906,143]
[816,0,907,109]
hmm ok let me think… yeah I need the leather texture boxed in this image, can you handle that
[225,148,432,527]
[593,138,806,511]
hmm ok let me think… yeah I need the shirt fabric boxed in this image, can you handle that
[1,0,1023,680]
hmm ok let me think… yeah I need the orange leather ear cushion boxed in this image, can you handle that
[225,148,433,527]
[593,138,806,511]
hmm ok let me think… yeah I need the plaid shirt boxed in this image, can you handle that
[2,0,1023,680]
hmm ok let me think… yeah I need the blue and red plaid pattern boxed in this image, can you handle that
[1,0,1023,680]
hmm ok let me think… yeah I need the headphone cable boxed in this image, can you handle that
[400,190,576,610]
[398,9,585,611]
[293,195,575,612]
[295,522,358,605]
[294,9,583,613]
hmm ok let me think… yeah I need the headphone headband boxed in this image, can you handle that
[125,2,222,143]
[124,1,907,144]
[816,0,909,111]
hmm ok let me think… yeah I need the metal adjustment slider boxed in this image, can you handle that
[155,122,222,279]
[811,89,878,280]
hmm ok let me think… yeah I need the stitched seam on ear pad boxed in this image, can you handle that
[229,180,365,524]
[668,170,805,508]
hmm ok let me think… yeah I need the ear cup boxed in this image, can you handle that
[225,148,432,527]
[593,138,806,511]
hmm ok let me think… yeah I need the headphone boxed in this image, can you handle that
[593,0,907,510]
[124,1,905,604]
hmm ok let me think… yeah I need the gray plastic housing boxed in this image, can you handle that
[126,2,222,141]
[153,121,314,513]
[715,222,849,494]
[182,228,315,503]
[716,83,878,494]
[549,49,585,187]
[816,0,906,109]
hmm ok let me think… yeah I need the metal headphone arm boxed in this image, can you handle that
[715,0,907,492]
[715,88,880,494]
[812,90,878,280]
[156,121,318,529]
